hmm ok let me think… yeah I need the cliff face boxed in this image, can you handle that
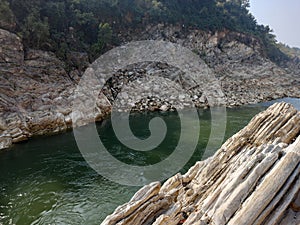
[0,25,300,150]
[102,102,300,225]
[0,28,111,149]
[118,24,300,106]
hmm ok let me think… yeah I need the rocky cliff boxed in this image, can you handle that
[118,24,300,106]
[0,25,300,150]
[102,102,300,225]
[0,28,111,149]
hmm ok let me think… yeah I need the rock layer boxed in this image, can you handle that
[1,25,300,150]
[0,28,111,149]
[119,24,300,107]
[102,102,300,225]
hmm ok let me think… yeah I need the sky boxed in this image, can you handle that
[249,0,300,48]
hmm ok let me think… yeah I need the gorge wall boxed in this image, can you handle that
[0,25,300,150]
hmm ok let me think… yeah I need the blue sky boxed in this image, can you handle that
[249,0,300,47]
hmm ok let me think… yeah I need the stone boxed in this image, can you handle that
[12,135,28,143]
[160,105,168,111]
[102,103,300,225]
[64,115,72,126]
[0,29,23,64]
[25,49,66,70]
[178,94,186,101]
[1,25,300,151]
[120,92,129,100]
[0,118,7,130]
[0,134,12,149]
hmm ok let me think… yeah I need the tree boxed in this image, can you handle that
[4,0,288,65]
[21,9,50,49]
[0,0,16,30]
[241,0,250,8]
[89,22,112,60]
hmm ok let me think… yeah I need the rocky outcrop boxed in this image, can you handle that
[102,102,300,225]
[118,24,300,107]
[0,29,23,64]
[102,59,223,112]
[0,28,111,149]
[1,24,300,150]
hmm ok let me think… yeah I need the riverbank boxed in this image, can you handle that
[1,26,300,150]
[102,102,300,225]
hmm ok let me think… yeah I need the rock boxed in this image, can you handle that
[1,25,300,150]
[12,134,28,143]
[178,94,186,101]
[24,49,65,71]
[101,182,174,225]
[10,127,23,138]
[120,92,129,100]
[66,51,89,72]
[0,29,96,150]
[0,29,23,64]
[117,24,300,106]
[0,118,7,130]
[159,105,168,111]
[64,115,72,126]
[198,95,207,104]
[102,102,300,225]
[0,134,12,149]
[69,70,81,83]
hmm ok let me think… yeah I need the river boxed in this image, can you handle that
[0,98,299,225]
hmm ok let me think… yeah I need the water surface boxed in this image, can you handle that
[0,98,299,224]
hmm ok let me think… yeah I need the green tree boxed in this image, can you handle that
[0,0,15,30]
[21,9,50,49]
[4,0,290,65]
[89,22,112,60]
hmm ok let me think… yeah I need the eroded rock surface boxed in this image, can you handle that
[118,24,300,107]
[1,24,300,150]
[102,102,300,225]
[0,28,111,149]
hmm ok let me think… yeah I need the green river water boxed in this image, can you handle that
[0,98,299,225]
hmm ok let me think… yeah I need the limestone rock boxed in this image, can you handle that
[0,28,110,150]
[117,24,300,106]
[1,25,300,150]
[0,134,12,149]
[0,29,23,64]
[102,102,300,225]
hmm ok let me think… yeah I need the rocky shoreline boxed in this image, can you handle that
[1,25,300,150]
[102,102,300,225]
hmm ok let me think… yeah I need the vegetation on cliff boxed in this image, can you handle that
[0,0,289,63]
[277,43,300,61]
